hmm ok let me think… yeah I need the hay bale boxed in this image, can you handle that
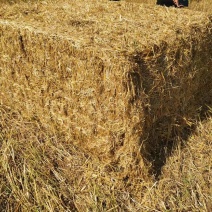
[0,0,211,177]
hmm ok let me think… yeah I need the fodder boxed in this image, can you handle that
[0,0,212,178]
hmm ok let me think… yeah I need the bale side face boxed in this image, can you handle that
[0,22,145,171]
[0,0,211,176]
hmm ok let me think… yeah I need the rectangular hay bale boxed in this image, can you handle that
[0,0,212,176]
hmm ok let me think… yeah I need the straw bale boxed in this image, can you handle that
[0,0,212,177]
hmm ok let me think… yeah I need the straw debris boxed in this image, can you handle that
[0,0,212,178]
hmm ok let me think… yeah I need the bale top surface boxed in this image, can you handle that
[0,0,211,54]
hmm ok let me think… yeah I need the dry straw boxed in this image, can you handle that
[0,0,212,177]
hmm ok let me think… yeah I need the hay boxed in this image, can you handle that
[0,0,212,177]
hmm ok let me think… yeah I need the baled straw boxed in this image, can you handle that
[0,0,211,177]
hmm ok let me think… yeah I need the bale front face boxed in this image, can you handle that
[0,0,211,176]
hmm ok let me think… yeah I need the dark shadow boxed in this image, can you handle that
[128,38,212,179]
[156,0,188,7]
